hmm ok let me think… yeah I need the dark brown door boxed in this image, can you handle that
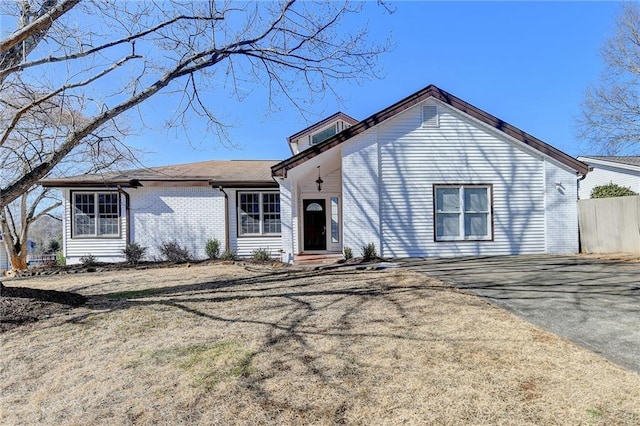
[303,199,326,251]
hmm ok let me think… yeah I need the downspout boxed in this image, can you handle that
[218,186,230,252]
[117,186,131,245]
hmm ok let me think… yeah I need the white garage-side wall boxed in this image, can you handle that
[63,188,127,264]
[129,186,226,261]
[342,99,568,258]
[342,128,381,253]
[545,161,579,254]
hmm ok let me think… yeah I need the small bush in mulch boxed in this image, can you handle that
[0,282,86,333]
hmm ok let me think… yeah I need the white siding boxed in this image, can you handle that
[278,179,295,263]
[227,188,281,258]
[343,99,561,258]
[129,186,226,261]
[578,163,640,199]
[63,188,127,264]
[299,167,341,194]
[342,129,381,252]
[545,161,579,254]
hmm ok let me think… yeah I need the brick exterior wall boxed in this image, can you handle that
[545,160,580,254]
[130,186,226,261]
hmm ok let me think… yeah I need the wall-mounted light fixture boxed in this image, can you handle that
[316,166,323,192]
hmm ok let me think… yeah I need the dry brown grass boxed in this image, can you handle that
[2,263,639,425]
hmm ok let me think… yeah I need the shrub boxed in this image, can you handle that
[55,251,66,266]
[46,239,60,254]
[205,238,220,259]
[343,246,353,260]
[251,248,271,262]
[220,249,236,261]
[79,254,97,266]
[122,242,147,265]
[159,240,192,263]
[590,182,638,198]
[360,242,377,261]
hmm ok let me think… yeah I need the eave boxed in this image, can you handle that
[272,85,590,177]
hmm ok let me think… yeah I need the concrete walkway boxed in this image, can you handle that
[399,255,640,374]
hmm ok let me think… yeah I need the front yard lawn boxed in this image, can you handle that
[1,263,639,424]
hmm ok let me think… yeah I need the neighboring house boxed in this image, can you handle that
[0,235,36,271]
[42,84,589,265]
[576,156,640,199]
[0,235,9,271]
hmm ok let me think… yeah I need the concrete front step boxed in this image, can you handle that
[294,253,344,265]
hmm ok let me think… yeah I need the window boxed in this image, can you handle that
[422,105,439,128]
[72,192,120,237]
[434,185,491,241]
[238,192,281,235]
[311,124,337,145]
[330,197,339,243]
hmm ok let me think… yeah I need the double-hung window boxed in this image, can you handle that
[238,192,281,236]
[72,192,120,237]
[434,185,492,241]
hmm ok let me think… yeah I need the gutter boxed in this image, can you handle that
[212,184,230,252]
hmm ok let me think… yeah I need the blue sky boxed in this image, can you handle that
[131,1,619,167]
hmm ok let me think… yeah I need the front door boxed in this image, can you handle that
[303,199,326,251]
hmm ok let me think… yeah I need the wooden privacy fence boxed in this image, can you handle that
[578,195,640,254]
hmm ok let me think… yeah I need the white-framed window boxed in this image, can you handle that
[311,124,338,145]
[434,185,492,241]
[238,192,281,236]
[72,192,120,238]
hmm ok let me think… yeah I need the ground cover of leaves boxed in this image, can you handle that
[1,263,639,425]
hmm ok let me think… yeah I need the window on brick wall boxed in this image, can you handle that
[72,192,120,238]
[238,192,281,236]
[434,185,492,241]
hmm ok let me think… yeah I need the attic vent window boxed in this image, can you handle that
[311,124,338,145]
[422,105,439,128]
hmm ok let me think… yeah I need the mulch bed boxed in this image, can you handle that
[0,283,87,333]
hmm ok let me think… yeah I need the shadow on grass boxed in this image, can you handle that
[61,265,479,420]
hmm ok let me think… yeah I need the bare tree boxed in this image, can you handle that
[577,3,640,155]
[0,86,135,269]
[1,0,389,211]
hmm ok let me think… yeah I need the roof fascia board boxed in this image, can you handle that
[39,180,139,188]
[273,85,589,176]
[577,157,640,172]
[434,99,579,174]
[209,180,278,188]
[287,112,358,143]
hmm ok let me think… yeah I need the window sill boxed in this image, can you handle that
[71,235,122,240]
[237,234,282,238]
[435,237,492,242]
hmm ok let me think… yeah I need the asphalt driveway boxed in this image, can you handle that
[399,255,640,374]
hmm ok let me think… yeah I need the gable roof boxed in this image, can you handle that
[287,112,359,143]
[272,84,589,177]
[40,160,279,188]
[578,156,640,171]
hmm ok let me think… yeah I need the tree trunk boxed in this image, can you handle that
[9,251,28,270]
